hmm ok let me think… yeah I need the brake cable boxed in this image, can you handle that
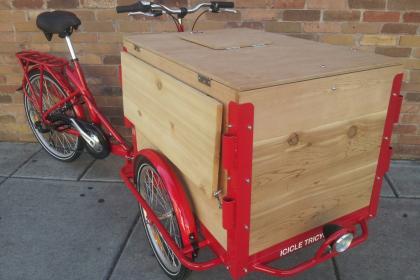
[192,10,209,32]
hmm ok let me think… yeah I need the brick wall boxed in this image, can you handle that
[0,0,419,158]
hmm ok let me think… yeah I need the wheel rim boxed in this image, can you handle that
[138,163,182,275]
[24,74,80,159]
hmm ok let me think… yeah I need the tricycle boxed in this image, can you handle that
[15,1,404,279]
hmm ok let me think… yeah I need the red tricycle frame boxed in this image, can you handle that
[17,48,403,280]
[15,19,404,280]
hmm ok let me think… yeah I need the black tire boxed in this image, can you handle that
[24,69,83,162]
[136,159,191,280]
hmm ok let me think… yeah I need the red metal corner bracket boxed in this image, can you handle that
[369,73,403,217]
[222,102,254,279]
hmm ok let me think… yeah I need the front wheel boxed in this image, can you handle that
[136,159,190,280]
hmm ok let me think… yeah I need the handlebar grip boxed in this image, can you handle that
[116,2,150,13]
[211,1,234,8]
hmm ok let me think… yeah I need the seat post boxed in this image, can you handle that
[64,36,77,60]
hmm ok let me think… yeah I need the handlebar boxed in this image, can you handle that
[212,1,234,8]
[116,1,235,17]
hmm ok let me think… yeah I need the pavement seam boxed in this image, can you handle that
[10,176,82,182]
[384,173,400,198]
[104,213,140,280]
[81,179,123,183]
[2,177,125,189]
[7,147,42,178]
[77,158,97,181]
[332,258,342,280]
[382,196,420,201]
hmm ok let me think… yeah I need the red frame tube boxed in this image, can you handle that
[369,73,403,217]
[253,221,367,277]
[222,102,255,279]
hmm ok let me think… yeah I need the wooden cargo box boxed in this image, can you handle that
[121,28,402,255]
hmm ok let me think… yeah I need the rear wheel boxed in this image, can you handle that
[136,160,190,280]
[24,70,83,161]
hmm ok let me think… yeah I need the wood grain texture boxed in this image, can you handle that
[249,110,388,253]
[123,40,239,105]
[244,65,401,253]
[122,52,223,197]
[123,42,237,196]
[241,66,402,142]
[125,28,400,91]
[179,29,273,50]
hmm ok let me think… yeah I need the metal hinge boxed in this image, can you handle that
[198,74,211,87]
[213,190,223,209]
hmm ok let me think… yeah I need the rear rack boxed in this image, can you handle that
[16,51,68,68]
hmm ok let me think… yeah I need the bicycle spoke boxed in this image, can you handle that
[26,75,80,158]
[140,165,182,274]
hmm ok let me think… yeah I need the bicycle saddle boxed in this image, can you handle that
[36,10,81,41]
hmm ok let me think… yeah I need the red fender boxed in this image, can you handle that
[135,149,198,249]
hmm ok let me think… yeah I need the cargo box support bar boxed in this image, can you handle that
[369,73,403,217]
[222,102,255,280]
[249,209,369,277]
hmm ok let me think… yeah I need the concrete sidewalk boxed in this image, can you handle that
[0,142,419,280]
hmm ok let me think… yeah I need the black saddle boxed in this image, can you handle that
[36,10,81,41]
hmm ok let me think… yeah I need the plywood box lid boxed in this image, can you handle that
[124,28,401,92]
